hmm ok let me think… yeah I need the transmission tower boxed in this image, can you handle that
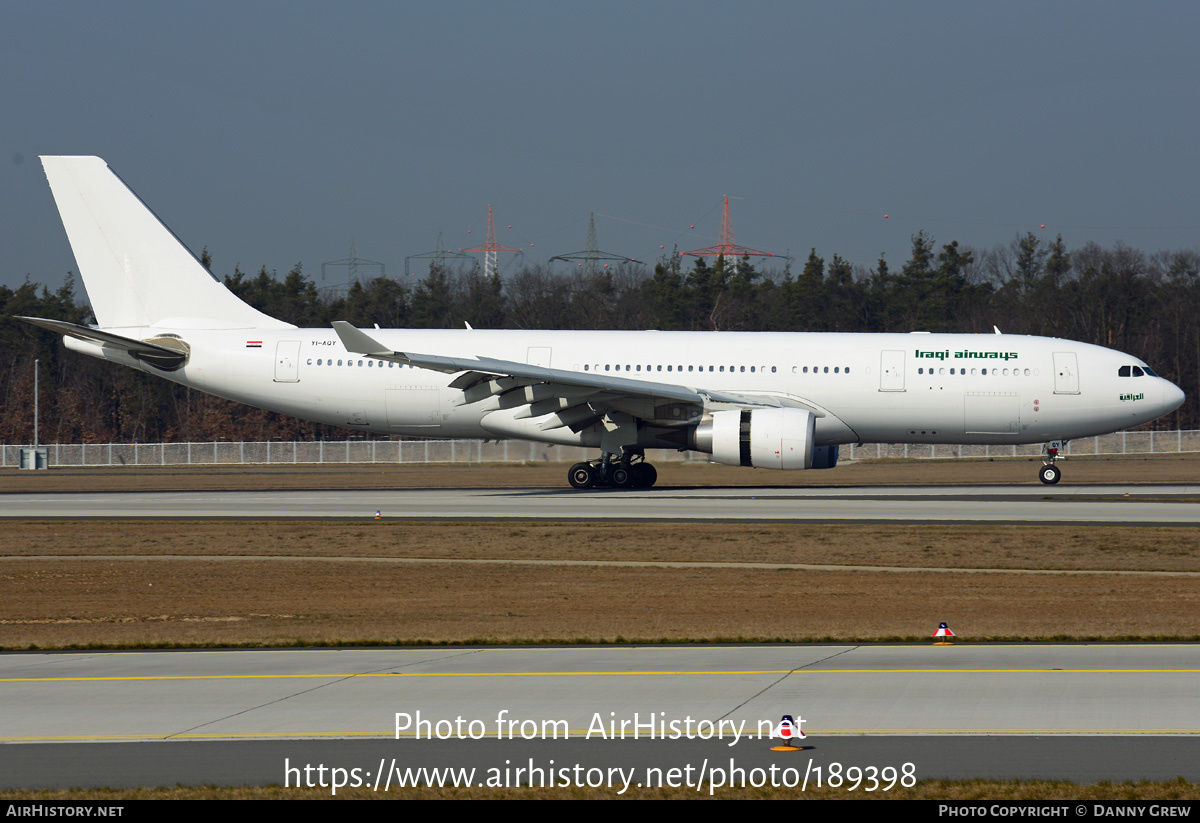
[460,205,522,277]
[405,229,476,277]
[550,213,642,275]
[321,239,385,289]
[681,196,779,264]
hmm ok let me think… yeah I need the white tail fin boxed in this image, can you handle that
[40,156,291,330]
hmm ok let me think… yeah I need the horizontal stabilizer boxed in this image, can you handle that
[17,316,190,371]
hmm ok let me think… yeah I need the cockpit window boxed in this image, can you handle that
[1143,367,1158,376]
[1118,366,1131,377]
[1132,366,1145,377]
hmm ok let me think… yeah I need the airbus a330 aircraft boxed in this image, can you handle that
[22,156,1186,488]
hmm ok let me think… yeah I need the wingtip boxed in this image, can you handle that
[331,320,397,358]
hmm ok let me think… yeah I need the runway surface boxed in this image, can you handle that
[3,483,1200,523]
[2,645,1198,789]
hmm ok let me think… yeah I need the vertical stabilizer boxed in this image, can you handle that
[40,156,292,330]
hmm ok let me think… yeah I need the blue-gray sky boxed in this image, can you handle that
[3,1,1198,293]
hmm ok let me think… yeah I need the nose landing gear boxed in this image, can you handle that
[1039,440,1064,485]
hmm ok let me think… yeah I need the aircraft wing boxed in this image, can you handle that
[331,321,806,432]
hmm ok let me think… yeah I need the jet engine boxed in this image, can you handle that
[692,408,838,470]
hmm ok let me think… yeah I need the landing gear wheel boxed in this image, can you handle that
[631,462,657,488]
[610,466,634,488]
[1039,464,1061,485]
[568,462,597,489]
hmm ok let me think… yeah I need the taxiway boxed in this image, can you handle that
[1,644,1197,788]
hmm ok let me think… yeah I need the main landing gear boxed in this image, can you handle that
[1039,441,1064,485]
[568,450,657,489]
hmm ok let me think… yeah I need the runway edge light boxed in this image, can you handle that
[933,622,956,645]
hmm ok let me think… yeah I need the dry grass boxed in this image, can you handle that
[2,522,1197,648]
[1,452,1198,493]
[0,460,1196,647]
[6,521,1197,571]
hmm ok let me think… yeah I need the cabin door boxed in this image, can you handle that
[273,341,301,382]
[1053,352,1080,394]
[879,350,906,391]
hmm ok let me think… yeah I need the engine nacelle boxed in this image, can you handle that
[695,408,838,470]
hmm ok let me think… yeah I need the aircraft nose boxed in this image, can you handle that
[1163,379,1185,414]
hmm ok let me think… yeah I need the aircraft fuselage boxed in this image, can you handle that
[82,326,1182,450]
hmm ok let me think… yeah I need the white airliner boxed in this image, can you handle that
[22,156,1185,488]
